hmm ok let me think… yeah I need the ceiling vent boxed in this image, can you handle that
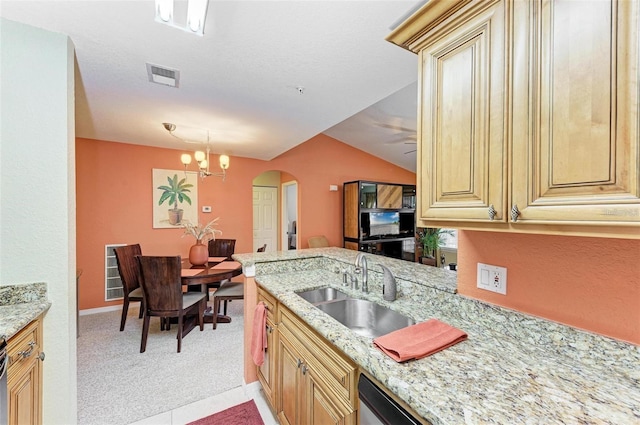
[146,63,180,88]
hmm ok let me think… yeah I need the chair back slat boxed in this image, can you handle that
[208,238,236,260]
[308,235,329,248]
[114,244,142,295]
[136,256,183,313]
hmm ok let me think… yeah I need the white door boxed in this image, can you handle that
[253,186,278,252]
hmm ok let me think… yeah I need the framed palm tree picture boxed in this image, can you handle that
[152,169,199,229]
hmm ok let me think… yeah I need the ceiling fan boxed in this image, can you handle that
[371,120,417,154]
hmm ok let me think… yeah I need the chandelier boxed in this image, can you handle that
[163,123,229,180]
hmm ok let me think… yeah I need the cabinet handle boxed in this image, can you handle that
[301,365,308,375]
[17,341,36,359]
[488,204,497,220]
[266,325,272,333]
[38,352,45,362]
[297,359,302,368]
[511,204,520,222]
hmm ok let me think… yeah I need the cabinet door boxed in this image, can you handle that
[343,182,359,239]
[511,0,640,225]
[418,0,507,223]
[344,241,359,251]
[306,369,355,425]
[257,319,275,407]
[7,318,42,425]
[377,185,402,209]
[8,357,40,425]
[276,331,302,425]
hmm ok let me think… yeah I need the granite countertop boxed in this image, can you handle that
[0,282,50,340]
[234,248,640,425]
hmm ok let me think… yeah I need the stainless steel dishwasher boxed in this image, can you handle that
[1,335,7,425]
[358,374,422,425]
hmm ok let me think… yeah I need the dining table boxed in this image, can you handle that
[180,257,243,331]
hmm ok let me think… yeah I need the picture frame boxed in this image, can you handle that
[152,169,199,229]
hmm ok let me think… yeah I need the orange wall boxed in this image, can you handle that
[76,134,415,309]
[457,231,640,344]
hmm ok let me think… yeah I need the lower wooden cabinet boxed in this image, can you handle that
[277,327,355,425]
[256,285,357,425]
[276,312,356,425]
[7,316,43,425]
[256,287,277,408]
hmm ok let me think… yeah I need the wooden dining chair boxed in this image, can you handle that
[213,243,265,328]
[114,244,145,331]
[136,256,206,353]
[308,235,330,248]
[208,238,236,260]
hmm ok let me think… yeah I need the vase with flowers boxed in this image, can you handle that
[182,218,222,266]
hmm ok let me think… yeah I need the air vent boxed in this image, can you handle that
[146,63,180,88]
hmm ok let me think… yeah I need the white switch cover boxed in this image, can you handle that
[202,206,212,213]
[477,263,507,295]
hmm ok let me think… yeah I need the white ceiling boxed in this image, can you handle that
[1,1,421,171]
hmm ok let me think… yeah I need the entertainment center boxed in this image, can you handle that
[343,180,416,261]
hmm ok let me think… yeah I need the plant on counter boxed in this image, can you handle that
[181,217,222,243]
[157,174,193,225]
[418,228,454,266]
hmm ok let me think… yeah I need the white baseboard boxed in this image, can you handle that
[243,380,263,397]
[79,305,122,316]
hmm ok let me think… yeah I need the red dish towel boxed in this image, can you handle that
[373,318,467,362]
[251,302,268,366]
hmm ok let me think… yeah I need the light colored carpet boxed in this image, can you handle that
[77,300,245,425]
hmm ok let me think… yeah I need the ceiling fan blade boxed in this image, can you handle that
[384,136,416,145]
[374,122,416,133]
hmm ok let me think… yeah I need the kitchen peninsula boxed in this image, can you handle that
[234,248,640,424]
[0,283,49,342]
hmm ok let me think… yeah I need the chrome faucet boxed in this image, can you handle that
[355,253,368,293]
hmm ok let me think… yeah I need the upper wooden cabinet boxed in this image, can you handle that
[404,0,507,223]
[388,0,640,237]
[510,0,639,226]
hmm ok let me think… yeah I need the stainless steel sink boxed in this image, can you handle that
[315,298,415,338]
[296,287,350,304]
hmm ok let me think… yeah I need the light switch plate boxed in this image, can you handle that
[477,263,507,295]
[202,206,212,213]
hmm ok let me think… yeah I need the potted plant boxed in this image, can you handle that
[182,218,222,266]
[418,228,453,267]
[157,174,193,225]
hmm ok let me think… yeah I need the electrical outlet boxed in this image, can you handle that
[477,263,507,295]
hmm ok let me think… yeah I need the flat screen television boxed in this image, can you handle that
[368,211,400,237]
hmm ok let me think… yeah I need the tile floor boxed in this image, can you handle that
[128,381,278,425]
